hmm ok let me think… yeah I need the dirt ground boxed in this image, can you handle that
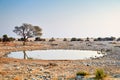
[0,41,120,80]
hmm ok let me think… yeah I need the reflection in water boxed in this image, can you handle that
[7,50,105,60]
[23,51,29,59]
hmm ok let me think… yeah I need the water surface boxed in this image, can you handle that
[7,50,104,60]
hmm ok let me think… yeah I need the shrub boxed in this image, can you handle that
[76,71,89,76]
[95,69,107,79]
[71,37,77,41]
[35,37,41,41]
[77,38,83,41]
[117,38,120,41]
[63,38,67,41]
[35,37,46,41]
[18,38,26,41]
[85,37,90,41]
[49,37,55,42]
[9,37,15,41]
[0,38,2,42]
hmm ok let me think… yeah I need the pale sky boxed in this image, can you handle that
[0,0,120,38]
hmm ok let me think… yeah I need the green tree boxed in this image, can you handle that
[2,34,9,42]
[13,23,42,45]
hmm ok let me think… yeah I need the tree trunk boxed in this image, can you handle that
[23,37,27,46]
[23,41,26,46]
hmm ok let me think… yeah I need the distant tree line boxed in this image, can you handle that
[19,37,120,42]
[1,35,120,42]
[94,37,116,41]
[68,37,120,42]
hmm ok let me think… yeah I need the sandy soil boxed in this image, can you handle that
[0,41,120,80]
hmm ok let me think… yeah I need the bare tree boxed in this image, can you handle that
[13,23,42,45]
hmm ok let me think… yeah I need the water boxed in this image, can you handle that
[7,50,104,60]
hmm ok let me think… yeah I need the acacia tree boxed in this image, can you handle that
[13,23,42,45]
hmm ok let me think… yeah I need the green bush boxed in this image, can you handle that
[35,37,46,41]
[95,69,107,79]
[0,38,2,42]
[49,37,55,42]
[77,38,83,41]
[63,38,67,41]
[71,37,77,41]
[9,37,15,41]
[76,71,89,76]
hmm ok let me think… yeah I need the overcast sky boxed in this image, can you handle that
[0,0,120,38]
